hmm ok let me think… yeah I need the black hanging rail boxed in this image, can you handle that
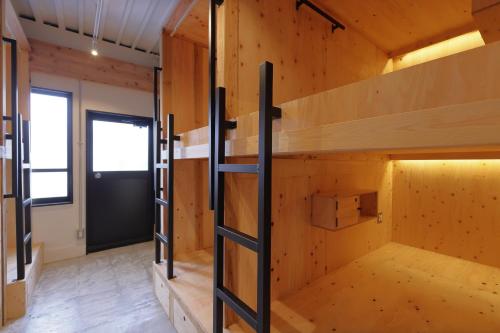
[153,67,179,280]
[213,62,281,333]
[2,37,32,281]
[296,0,346,32]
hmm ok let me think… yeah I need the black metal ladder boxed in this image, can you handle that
[213,62,281,333]
[2,37,32,281]
[153,67,179,279]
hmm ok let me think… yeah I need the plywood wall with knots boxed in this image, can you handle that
[224,154,393,327]
[161,33,212,256]
[393,160,500,268]
[216,0,390,119]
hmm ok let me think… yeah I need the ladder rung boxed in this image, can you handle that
[217,226,258,252]
[3,116,12,121]
[156,163,168,169]
[5,133,12,140]
[23,198,32,207]
[24,232,31,245]
[218,164,258,174]
[155,232,168,246]
[160,139,168,144]
[3,193,14,199]
[216,287,257,330]
[155,198,169,207]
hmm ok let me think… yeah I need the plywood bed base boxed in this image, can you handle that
[154,242,500,333]
[164,41,500,160]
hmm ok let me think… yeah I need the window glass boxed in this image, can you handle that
[31,172,68,199]
[31,93,68,169]
[92,120,149,172]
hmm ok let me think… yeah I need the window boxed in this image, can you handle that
[30,87,73,206]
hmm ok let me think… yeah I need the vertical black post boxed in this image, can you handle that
[213,87,226,332]
[208,0,217,210]
[257,62,273,333]
[23,120,32,265]
[167,114,174,279]
[6,38,26,281]
[154,67,162,265]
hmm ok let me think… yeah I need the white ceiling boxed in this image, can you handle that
[11,0,180,67]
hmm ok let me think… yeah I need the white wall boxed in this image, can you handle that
[30,72,153,263]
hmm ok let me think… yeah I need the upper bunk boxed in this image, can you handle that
[165,39,500,160]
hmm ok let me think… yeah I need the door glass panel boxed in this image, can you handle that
[92,120,149,172]
[32,172,68,198]
[31,92,68,169]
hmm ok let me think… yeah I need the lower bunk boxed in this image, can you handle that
[154,241,500,333]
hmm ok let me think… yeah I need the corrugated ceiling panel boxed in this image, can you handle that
[119,0,151,47]
[38,0,57,25]
[11,0,33,18]
[63,0,79,31]
[101,0,128,42]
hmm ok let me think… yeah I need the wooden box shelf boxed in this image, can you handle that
[311,191,378,231]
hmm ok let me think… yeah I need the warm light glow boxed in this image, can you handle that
[91,48,99,56]
[392,31,485,71]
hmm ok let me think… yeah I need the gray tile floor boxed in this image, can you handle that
[2,242,176,333]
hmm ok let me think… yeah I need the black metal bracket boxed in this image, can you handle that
[225,120,237,130]
[215,0,224,5]
[3,116,12,121]
[296,0,345,32]
[272,107,282,120]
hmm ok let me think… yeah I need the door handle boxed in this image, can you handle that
[94,172,102,179]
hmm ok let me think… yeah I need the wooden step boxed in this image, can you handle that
[6,243,44,320]
[153,248,244,333]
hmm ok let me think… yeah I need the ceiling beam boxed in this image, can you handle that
[132,0,159,49]
[78,0,84,34]
[145,0,179,53]
[27,0,44,23]
[98,0,109,40]
[53,0,65,31]
[116,0,134,45]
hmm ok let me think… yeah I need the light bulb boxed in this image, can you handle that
[91,48,98,56]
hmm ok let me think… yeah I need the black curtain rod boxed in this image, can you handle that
[296,0,346,32]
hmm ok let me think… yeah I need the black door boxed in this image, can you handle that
[86,111,153,253]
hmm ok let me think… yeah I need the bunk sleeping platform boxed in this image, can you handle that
[165,40,500,160]
[152,35,500,333]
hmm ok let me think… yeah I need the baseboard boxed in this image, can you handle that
[43,244,85,263]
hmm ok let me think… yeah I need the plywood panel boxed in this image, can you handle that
[218,0,389,119]
[269,242,500,332]
[224,154,393,327]
[175,0,209,47]
[18,49,30,121]
[473,0,500,43]
[316,0,475,54]
[29,39,152,92]
[393,160,500,269]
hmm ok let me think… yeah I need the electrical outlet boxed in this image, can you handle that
[377,212,383,224]
[76,229,85,240]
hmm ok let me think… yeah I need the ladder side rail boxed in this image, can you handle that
[213,87,226,332]
[167,113,174,279]
[257,62,274,333]
[153,67,162,265]
[22,119,32,265]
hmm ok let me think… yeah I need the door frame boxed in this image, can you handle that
[85,110,154,253]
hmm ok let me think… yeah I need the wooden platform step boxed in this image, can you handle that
[155,243,500,332]
[153,248,244,333]
[6,243,44,320]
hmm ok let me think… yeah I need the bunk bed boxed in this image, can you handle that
[153,32,500,333]
[167,40,500,160]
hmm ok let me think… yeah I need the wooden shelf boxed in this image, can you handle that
[269,242,500,332]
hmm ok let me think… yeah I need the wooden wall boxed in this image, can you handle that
[161,33,212,256]
[393,160,500,269]
[216,0,390,119]
[224,154,393,327]
[29,39,152,92]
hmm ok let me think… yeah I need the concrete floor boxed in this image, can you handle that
[2,242,176,333]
